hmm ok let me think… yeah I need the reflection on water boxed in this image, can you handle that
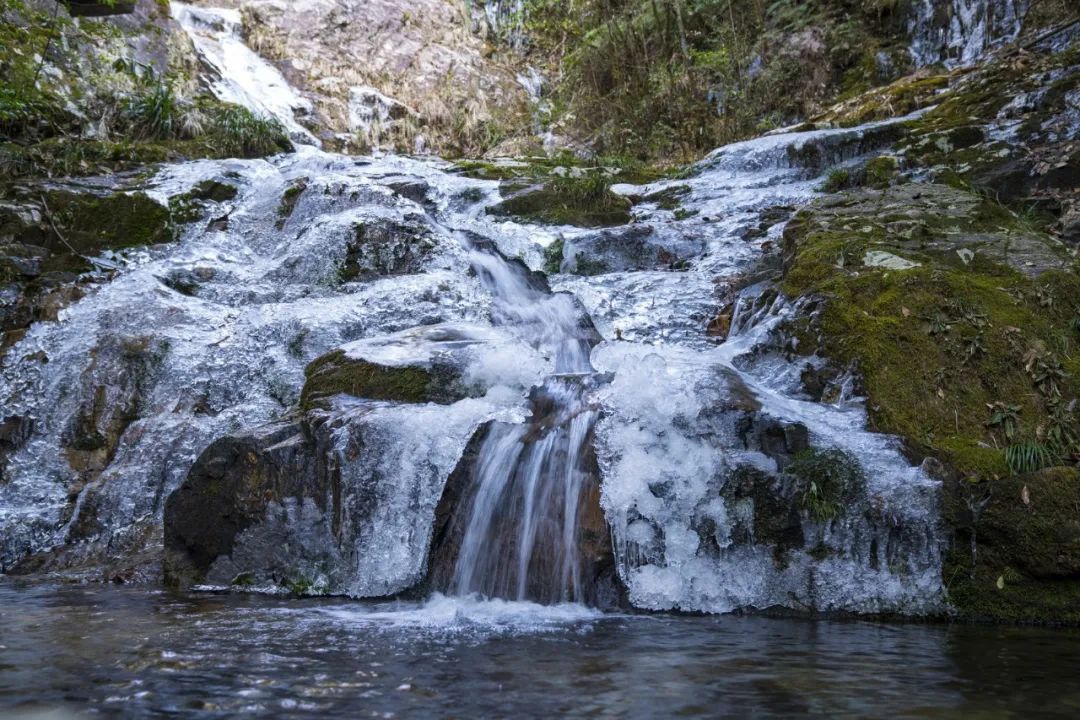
[2,580,1080,718]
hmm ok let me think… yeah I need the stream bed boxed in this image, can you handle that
[3,581,1080,718]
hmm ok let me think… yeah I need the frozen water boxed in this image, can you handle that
[172,3,320,145]
[909,0,1026,68]
[0,28,946,615]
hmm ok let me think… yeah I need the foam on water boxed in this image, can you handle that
[304,593,604,636]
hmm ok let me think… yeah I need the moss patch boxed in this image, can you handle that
[300,351,437,410]
[782,182,1080,622]
[275,178,308,229]
[944,468,1080,623]
[487,172,632,227]
[41,189,176,256]
[787,447,865,522]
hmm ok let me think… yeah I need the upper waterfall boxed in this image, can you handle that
[908,0,1027,67]
[172,3,321,146]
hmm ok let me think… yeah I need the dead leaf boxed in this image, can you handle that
[902,306,911,317]
[1021,485,1030,506]
[996,575,1005,590]
[937,388,945,399]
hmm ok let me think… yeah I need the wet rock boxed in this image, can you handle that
[425,419,624,609]
[61,335,170,537]
[721,465,804,550]
[944,468,1080,623]
[487,179,633,228]
[0,415,33,485]
[341,216,438,281]
[275,177,308,229]
[301,352,446,410]
[163,421,334,589]
[561,224,705,275]
[736,414,810,471]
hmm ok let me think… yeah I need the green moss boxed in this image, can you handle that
[276,178,308,228]
[818,73,950,128]
[167,179,238,224]
[543,237,565,274]
[40,189,176,261]
[784,182,1080,622]
[300,351,435,410]
[487,172,632,227]
[820,168,852,193]
[783,187,1080,484]
[864,156,898,188]
[643,184,690,210]
[944,468,1080,624]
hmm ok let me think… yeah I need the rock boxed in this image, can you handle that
[163,421,334,589]
[561,224,705,274]
[234,0,529,154]
[425,416,623,608]
[299,323,548,411]
[165,387,497,596]
[0,415,33,485]
[301,352,445,410]
[341,216,438,281]
[721,465,804,550]
[863,250,921,270]
[61,335,170,538]
[487,178,633,229]
[944,468,1080,623]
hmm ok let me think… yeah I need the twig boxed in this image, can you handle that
[1016,18,1080,53]
[31,0,63,88]
[38,193,83,257]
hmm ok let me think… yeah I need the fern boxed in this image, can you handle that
[1005,442,1057,475]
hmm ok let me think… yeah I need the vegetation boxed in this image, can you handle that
[300,351,437,410]
[0,0,292,181]
[514,0,918,160]
[487,170,633,226]
[787,447,864,522]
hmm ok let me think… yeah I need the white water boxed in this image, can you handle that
[0,6,947,616]
[171,3,320,145]
[909,0,1026,67]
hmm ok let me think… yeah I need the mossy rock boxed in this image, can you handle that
[168,179,239,223]
[783,180,1080,621]
[945,468,1080,623]
[40,189,176,258]
[300,350,459,410]
[782,183,1079,487]
[276,178,308,229]
[487,173,632,228]
[787,447,865,522]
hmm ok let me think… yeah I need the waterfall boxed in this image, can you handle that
[447,383,599,603]
[171,3,320,146]
[433,231,604,604]
[2,0,947,614]
[909,0,1027,67]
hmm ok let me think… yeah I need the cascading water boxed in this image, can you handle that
[909,0,1027,67]
[446,382,600,603]
[436,228,605,604]
[171,3,319,145]
[0,5,949,616]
